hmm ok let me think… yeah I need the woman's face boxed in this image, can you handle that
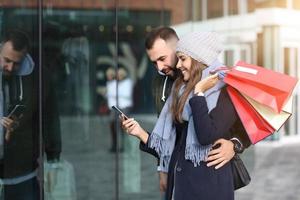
[176,52,192,81]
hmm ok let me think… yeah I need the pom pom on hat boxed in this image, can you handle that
[176,31,223,66]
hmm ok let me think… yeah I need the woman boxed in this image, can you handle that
[123,31,238,200]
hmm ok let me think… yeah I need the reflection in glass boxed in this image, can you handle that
[0,21,41,200]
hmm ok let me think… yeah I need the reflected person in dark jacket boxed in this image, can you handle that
[0,29,61,200]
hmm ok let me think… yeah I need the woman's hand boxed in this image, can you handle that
[194,73,219,94]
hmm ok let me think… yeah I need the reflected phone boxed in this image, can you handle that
[111,106,129,119]
[7,104,26,118]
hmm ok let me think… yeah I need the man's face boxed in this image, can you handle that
[146,38,178,77]
[0,41,25,76]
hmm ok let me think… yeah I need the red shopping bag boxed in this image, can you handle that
[224,61,298,113]
[227,86,276,144]
[241,91,293,131]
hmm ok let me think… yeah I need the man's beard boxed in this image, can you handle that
[161,67,173,75]
[1,69,12,77]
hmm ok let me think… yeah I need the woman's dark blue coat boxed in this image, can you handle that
[144,88,239,200]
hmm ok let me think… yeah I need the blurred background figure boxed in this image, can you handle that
[106,67,133,152]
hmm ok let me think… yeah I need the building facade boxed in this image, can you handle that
[174,0,300,138]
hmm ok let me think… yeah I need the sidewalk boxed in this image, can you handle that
[236,137,300,200]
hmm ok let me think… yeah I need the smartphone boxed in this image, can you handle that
[111,106,129,119]
[7,104,26,118]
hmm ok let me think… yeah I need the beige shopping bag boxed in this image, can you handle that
[44,160,77,200]
[241,92,293,131]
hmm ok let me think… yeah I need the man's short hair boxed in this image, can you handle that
[145,26,178,50]
[2,29,30,52]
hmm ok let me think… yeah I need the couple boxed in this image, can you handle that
[123,28,250,200]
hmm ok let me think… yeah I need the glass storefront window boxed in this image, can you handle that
[42,0,184,198]
[41,1,173,200]
[0,1,41,199]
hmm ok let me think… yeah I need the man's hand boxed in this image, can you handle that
[121,117,142,137]
[206,139,235,169]
[159,171,168,193]
[121,117,149,144]
[1,117,19,141]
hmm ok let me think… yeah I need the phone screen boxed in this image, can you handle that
[111,106,129,119]
[7,104,26,118]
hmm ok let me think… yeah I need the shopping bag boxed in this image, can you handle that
[44,160,77,200]
[224,61,298,113]
[241,91,293,131]
[227,86,276,144]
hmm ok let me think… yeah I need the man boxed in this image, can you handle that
[0,29,61,200]
[141,27,251,193]
[106,67,133,152]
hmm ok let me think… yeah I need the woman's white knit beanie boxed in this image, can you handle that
[176,31,223,66]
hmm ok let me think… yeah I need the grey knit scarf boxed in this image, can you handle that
[148,60,225,172]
